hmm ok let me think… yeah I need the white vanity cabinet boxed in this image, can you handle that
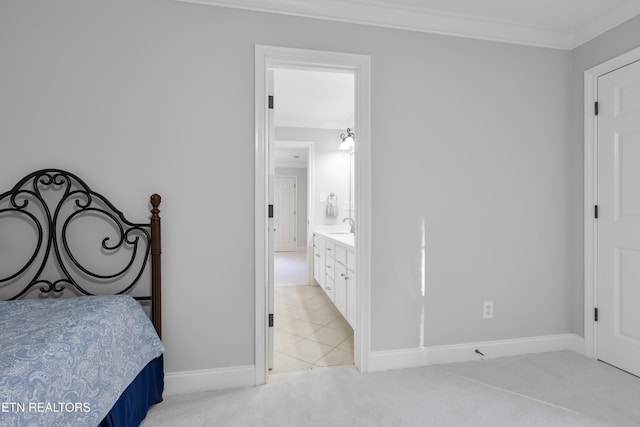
[313,232,355,328]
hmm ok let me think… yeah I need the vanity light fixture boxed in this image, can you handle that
[339,128,355,151]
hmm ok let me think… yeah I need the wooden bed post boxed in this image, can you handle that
[150,194,162,339]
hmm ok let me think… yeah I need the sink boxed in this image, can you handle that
[329,232,353,235]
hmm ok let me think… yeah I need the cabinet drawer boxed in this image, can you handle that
[324,275,335,302]
[313,234,325,252]
[325,255,335,280]
[324,241,335,256]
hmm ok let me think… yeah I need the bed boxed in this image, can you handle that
[0,169,164,426]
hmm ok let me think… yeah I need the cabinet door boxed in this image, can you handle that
[347,249,356,271]
[313,247,325,288]
[335,262,347,316]
[335,245,347,265]
[346,268,356,328]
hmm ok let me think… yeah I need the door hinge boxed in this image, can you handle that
[268,204,274,218]
[594,307,598,322]
[594,101,599,116]
[268,313,274,327]
[268,95,274,109]
[594,205,598,219]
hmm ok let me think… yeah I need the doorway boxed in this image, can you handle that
[255,45,371,384]
[271,69,355,373]
[585,46,640,376]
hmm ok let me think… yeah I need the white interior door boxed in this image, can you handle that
[274,176,297,252]
[596,59,640,376]
[267,70,275,371]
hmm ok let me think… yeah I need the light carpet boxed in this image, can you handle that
[141,351,640,426]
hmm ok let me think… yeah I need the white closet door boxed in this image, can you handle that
[273,175,297,252]
[597,59,640,376]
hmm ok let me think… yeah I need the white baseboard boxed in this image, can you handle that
[369,333,585,372]
[163,334,587,394]
[164,364,256,396]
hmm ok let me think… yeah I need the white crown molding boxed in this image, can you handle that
[174,0,640,50]
[175,0,570,49]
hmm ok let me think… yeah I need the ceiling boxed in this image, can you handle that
[178,0,640,49]
[273,141,310,168]
[274,68,354,130]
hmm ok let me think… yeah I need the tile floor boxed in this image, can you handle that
[272,284,354,373]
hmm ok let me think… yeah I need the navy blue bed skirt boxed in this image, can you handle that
[99,355,164,427]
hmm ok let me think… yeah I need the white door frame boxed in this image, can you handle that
[584,45,640,360]
[255,45,372,385]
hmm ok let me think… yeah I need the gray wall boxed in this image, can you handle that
[1,0,581,372]
[569,15,640,337]
[275,167,308,248]
[376,41,573,349]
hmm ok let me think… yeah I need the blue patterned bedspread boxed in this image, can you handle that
[0,295,164,427]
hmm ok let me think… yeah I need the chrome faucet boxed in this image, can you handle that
[343,217,355,234]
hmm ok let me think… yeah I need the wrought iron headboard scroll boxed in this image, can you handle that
[0,169,162,337]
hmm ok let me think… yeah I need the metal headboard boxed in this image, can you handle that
[0,169,162,337]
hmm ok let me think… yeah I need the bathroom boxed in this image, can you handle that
[272,68,356,373]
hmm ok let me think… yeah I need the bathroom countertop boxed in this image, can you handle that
[314,230,355,249]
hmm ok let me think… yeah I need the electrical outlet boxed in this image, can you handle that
[483,301,494,319]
